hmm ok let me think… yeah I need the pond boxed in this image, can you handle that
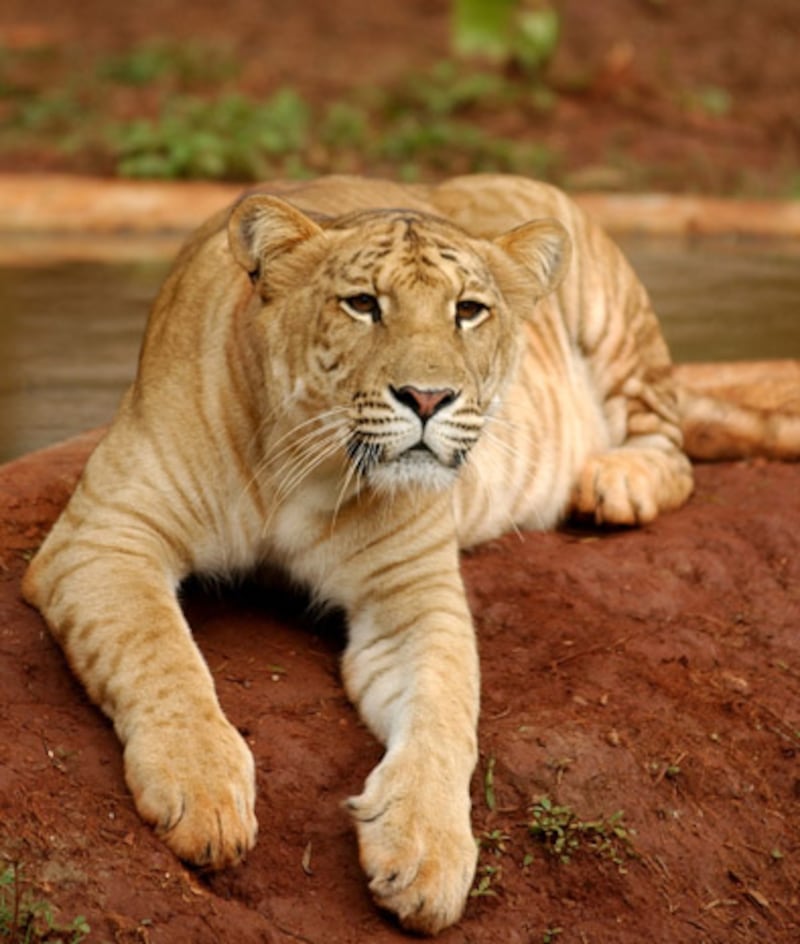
[1,236,799,463]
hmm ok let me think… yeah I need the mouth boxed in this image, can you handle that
[406,440,470,470]
[406,442,434,456]
[347,437,437,470]
[402,442,469,467]
[346,434,469,493]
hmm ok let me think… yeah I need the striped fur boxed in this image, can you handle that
[22,174,795,935]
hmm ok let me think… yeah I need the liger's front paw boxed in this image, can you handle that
[348,757,477,935]
[124,714,257,868]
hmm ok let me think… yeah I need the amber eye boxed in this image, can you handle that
[341,293,382,324]
[455,299,489,329]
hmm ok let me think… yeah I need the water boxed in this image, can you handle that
[0,259,168,462]
[1,237,799,463]
[618,235,800,363]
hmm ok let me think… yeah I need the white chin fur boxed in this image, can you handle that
[367,451,459,494]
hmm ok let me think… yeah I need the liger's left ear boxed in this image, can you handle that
[493,218,571,297]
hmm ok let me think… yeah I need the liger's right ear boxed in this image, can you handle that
[227,194,324,285]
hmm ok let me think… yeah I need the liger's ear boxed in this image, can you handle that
[493,218,571,297]
[227,194,324,282]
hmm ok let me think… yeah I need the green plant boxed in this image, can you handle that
[453,0,518,61]
[372,54,560,178]
[319,101,369,149]
[0,36,569,185]
[376,113,555,176]
[451,0,561,76]
[7,89,83,134]
[110,89,310,179]
[542,929,563,944]
[0,861,89,943]
[470,824,511,899]
[391,60,510,117]
[683,84,732,118]
[483,756,497,811]
[528,796,636,871]
[0,31,569,184]
[515,6,561,74]
[479,827,510,856]
[470,863,503,898]
[99,39,239,87]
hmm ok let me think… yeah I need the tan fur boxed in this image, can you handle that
[23,174,798,935]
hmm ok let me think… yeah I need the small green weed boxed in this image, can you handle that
[99,39,239,87]
[452,0,561,76]
[470,863,503,898]
[388,59,511,117]
[318,101,369,150]
[470,825,510,899]
[375,113,555,177]
[682,84,733,118]
[110,89,311,180]
[0,38,566,184]
[542,929,563,944]
[0,861,89,943]
[8,89,83,134]
[482,756,497,811]
[478,827,510,857]
[514,7,561,75]
[528,796,636,871]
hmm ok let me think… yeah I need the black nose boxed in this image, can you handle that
[391,385,457,420]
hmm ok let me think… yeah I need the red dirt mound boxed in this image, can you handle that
[1,432,798,943]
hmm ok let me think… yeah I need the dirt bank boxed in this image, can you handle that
[1,430,798,943]
[0,0,798,194]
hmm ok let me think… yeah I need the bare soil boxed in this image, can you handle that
[1,3,799,943]
[1,430,799,944]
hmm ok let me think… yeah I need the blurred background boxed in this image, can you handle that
[1,0,799,461]
[0,0,797,195]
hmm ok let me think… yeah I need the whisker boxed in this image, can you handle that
[263,417,349,474]
[241,408,350,505]
[466,449,524,541]
[243,386,307,457]
[258,433,347,541]
[480,427,525,464]
[273,435,346,503]
[235,388,310,504]
[264,407,351,462]
[330,457,362,534]
[483,410,534,437]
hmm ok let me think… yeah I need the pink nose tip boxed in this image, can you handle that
[392,385,457,420]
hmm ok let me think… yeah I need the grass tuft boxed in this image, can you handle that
[0,861,89,944]
[528,796,637,871]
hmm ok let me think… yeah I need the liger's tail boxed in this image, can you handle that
[673,360,800,461]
